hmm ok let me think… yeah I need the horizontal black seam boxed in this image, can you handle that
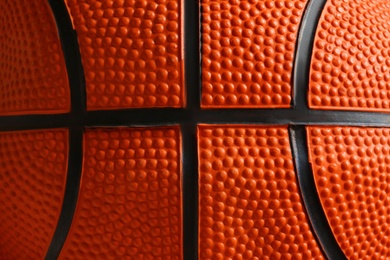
[3,109,390,131]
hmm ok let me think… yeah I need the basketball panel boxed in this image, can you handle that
[201,0,307,108]
[0,129,68,258]
[0,0,70,115]
[64,0,185,110]
[307,126,390,259]
[198,125,325,259]
[309,0,390,112]
[59,127,182,259]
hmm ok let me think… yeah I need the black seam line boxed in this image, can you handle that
[84,109,390,126]
[289,126,347,260]
[291,2,347,257]
[181,123,198,260]
[293,0,327,109]
[45,1,86,259]
[45,127,84,260]
[48,0,86,118]
[182,0,200,258]
[3,108,390,131]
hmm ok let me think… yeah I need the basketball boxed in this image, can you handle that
[1,0,390,259]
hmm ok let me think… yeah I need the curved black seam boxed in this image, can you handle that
[47,0,86,118]
[45,127,83,260]
[45,0,86,259]
[293,0,327,109]
[292,1,348,258]
[289,126,347,260]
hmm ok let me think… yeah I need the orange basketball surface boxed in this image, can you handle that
[0,129,68,258]
[0,0,70,115]
[59,127,182,259]
[201,0,307,108]
[198,125,324,259]
[65,0,184,110]
[1,0,390,259]
[307,126,390,259]
[309,0,390,111]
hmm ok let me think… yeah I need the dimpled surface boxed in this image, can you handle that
[0,0,70,115]
[59,127,181,259]
[307,126,390,259]
[65,0,184,110]
[201,0,307,108]
[198,125,324,259]
[0,130,68,259]
[309,0,390,111]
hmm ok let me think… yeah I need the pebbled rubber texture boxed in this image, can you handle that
[59,127,182,259]
[64,0,184,110]
[0,0,70,115]
[0,129,69,259]
[198,125,324,259]
[201,0,307,108]
[307,126,390,259]
[309,0,390,112]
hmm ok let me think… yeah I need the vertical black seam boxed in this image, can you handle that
[45,127,84,260]
[45,0,86,258]
[289,125,347,260]
[47,0,86,120]
[292,0,327,109]
[183,0,200,258]
[181,123,198,260]
[186,3,201,111]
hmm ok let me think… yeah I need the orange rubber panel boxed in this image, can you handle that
[0,0,70,115]
[307,126,390,259]
[201,0,308,108]
[198,125,324,259]
[65,0,184,110]
[309,0,390,112]
[59,127,182,259]
[0,129,69,259]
